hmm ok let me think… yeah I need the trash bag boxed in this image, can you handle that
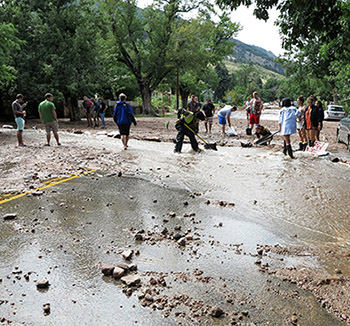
[227,126,237,136]
[246,127,252,135]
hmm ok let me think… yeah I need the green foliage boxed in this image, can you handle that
[101,0,239,114]
[0,23,22,87]
[0,0,107,119]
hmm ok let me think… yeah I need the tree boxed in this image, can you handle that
[216,0,348,104]
[0,23,21,88]
[102,0,239,114]
[214,63,231,101]
[0,0,104,121]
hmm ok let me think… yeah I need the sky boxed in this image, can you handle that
[137,0,284,56]
[229,6,283,56]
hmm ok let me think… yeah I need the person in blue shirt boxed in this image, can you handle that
[278,97,300,158]
[113,93,136,150]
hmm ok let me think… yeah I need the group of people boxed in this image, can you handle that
[12,93,60,147]
[296,95,324,150]
[278,95,325,158]
[82,96,108,129]
[12,91,326,158]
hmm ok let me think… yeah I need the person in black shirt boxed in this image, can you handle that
[202,99,215,133]
[254,125,272,146]
[12,94,27,146]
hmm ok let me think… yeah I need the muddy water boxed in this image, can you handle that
[0,172,346,325]
[1,131,350,325]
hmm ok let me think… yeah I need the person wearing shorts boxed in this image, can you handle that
[202,99,215,133]
[38,93,61,146]
[217,106,237,135]
[12,94,27,146]
[82,96,93,127]
[249,92,263,130]
[113,93,137,150]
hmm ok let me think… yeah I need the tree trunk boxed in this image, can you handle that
[330,80,338,104]
[64,94,81,121]
[140,84,152,115]
[180,88,190,109]
[0,90,4,121]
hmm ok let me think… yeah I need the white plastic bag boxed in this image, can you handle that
[227,126,237,136]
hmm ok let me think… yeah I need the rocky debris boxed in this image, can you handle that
[291,314,298,325]
[3,213,17,221]
[43,303,50,315]
[113,267,126,279]
[144,293,154,302]
[100,264,115,276]
[209,306,225,317]
[215,200,235,207]
[36,278,50,289]
[168,212,176,218]
[134,233,143,241]
[177,238,186,246]
[121,249,133,260]
[149,277,157,285]
[257,248,264,256]
[335,269,342,274]
[121,275,141,287]
[32,190,44,196]
[173,233,182,241]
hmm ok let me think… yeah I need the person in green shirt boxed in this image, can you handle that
[38,93,61,146]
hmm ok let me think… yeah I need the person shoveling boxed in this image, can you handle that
[174,108,217,153]
[254,125,275,146]
[241,125,277,147]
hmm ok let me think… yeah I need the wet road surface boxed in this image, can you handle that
[1,170,348,325]
[1,130,350,325]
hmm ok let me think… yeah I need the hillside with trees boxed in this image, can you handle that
[227,39,285,75]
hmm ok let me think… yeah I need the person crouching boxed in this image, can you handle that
[254,125,272,146]
[174,108,205,153]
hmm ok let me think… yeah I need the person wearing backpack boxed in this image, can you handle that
[113,93,136,150]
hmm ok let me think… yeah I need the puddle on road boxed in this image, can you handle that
[0,174,345,325]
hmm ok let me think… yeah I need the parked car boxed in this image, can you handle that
[324,105,346,120]
[337,116,350,151]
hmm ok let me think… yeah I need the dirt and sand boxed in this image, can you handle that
[1,109,350,325]
[0,109,348,191]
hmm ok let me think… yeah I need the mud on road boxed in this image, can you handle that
[1,114,350,325]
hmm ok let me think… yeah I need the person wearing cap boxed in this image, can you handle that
[217,105,237,136]
[254,125,272,146]
[38,93,61,146]
[12,94,27,146]
[174,107,205,153]
[113,93,136,150]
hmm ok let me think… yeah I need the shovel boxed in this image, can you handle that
[255,131,278,145]
[183,123,217,151]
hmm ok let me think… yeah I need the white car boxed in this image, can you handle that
[324,105,346,120]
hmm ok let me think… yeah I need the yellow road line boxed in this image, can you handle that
[0,169,96,205]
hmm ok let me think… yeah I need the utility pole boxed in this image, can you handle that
[176,69,179,110]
